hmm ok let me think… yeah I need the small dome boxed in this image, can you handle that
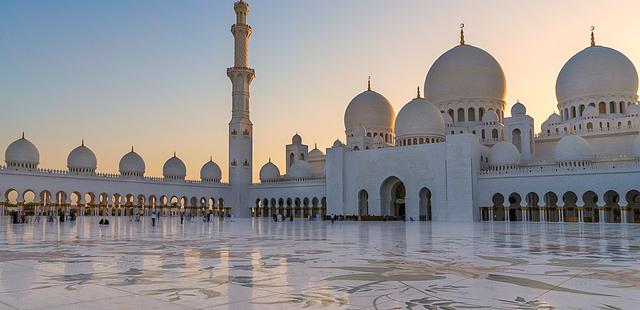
[163,154,186,180]
[554,135,594,162]
[5,135,39,168]
[511,101,526,116]
[541,112,562,129]
[292,133,302,145]
[259,160,280,181]
[424,44,506,106]
[488,141,521,167]
[626,104,640,116]
[482,110,499,123]
[344,89,395,132]
[308,146,324,160]
[394,97,445,140]
[556,46,638,104]
[67,142,97,172]
[288,160,311,179]
[582,105,599,118]
[200,159,221,182]
[373,135,384,144]
[332,139,344,148]
[632,135,640,157]
[119,148,145,176]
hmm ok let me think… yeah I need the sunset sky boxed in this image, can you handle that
[2,0,640,181]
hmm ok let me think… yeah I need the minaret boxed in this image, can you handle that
[227,0,254,217]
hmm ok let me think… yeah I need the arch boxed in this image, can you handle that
[599,102,606,114]
[492,193,505,221]
[418,187,432,221]
[358,189,368,216]
[447,109,454,122]
[468,107,476,122]
[562,191,578,222]
[379,176,405,217]
[457,108,465,122]
[579,104,585,116]
[571,106,576,118]
[609,101,616,114]
[289,153,295,167]
[604,190,621,223]
[511,128,522,153]
[491,128,498,140]
[625,190,640,223]
[582,191,598,222]
[507,192,521,221]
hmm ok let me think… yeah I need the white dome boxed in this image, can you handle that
[394,97,445,139]
[626,104,640,116]
[259,160,280,181]
[344,89,395,132]
[5,135,39,168]
[541,112,562,128]
[119,148,145,176]
[583,105,599,118]
[288,160,311,179]
[332,139,343,148]
[554,135,594,162]
[424,44,506,105]
[292,133,302,145]
[511,101,526,116]
[163,154,186,180]
[482,109,499,122]
[488,141,521,166]
[200,159,222,182]
[67,142,97,172]
[632,135,640,157]
[308,147,324,160]
[556,46,638,104]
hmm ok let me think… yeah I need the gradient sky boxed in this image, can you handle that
[2,0,640,181]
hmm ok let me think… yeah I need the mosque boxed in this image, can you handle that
[3,1,640,223]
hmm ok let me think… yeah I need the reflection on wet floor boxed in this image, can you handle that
[0,217,638,309]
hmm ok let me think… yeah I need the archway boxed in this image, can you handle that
[418,187,432,221]
[492,193,505,221]
[625,190,640,223]
[512,128,522,153]
[582,191,598,222]
[508,193,521,221]
[358,190,368,216]
[379,176,405,218]
[543,192,558,222]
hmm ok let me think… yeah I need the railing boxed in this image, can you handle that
[253,176,326,186]
[535,124,639,139]
[0,166,229,186]
[480,159,640,176]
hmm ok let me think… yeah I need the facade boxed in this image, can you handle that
[3,1,640,223]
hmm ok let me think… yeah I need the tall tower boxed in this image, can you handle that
[227,0,254,217]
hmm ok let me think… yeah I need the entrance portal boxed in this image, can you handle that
[380,176,405,218]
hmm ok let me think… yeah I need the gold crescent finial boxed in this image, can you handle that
[173,151,176,157]
[131,145,134,152]
[459,23,465,45]
[590,26,595,47]
[81,139,84,146]
[367,76,371,91]
[21,131,25,139]
[416,86,421,99]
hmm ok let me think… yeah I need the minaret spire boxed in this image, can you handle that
[459,23,465,45]
[228,0,254,217]
[367,76,371,91]
[590,26,596,47]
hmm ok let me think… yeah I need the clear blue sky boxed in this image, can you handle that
[2,0,640,180]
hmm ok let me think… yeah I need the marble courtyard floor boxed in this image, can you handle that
[0,217,639,309]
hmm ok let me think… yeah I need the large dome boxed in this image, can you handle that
[259,160,280,182]
[5,135,39,169]
[200,159,222,183]
[556,46,638,104]
[288,160,311,179]
[119,148,145,177]
[163,154,186,180]
[424,44,506,105]
[488,141,521,167]
[394,97,445,140]
[344,89,395,132]
[554,135,594,162]
[67,142,97,173]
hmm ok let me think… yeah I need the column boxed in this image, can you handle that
[539,206,545,223]
[557,203,565,223]
[598,204,606,223]
[521,202,528,222]
[489,207,494,222]
[505,206,510,221]
[578,207,584,223]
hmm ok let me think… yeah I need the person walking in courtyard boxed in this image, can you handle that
[152,216,155,227]
[180,212,184,224]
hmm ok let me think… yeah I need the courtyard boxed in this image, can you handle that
[0,217,639,309]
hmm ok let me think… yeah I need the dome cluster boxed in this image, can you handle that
[3,135,222,182]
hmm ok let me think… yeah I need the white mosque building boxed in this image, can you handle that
[3,1,640,224]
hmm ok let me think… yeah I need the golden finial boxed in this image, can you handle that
[268,157,271,163]
[173,151,176,157]
[314,142,318,149]
[21,131,25,139]
[416,86,421,99]
[131,146,134,152]
[210,155,213,162]
[459,23,465,45]
[81,139,84,146]
[590,26,595,47]
[367,76,371,91]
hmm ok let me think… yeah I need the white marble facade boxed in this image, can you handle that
[3,1,640,224]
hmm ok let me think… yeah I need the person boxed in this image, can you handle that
[59,212,65,223]
[180,212,184,224]
[289,214,293,222]
[104,218,109,225]
[152,216,155,227]
[272,213,277,222]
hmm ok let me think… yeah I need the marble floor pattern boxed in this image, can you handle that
[0,217,638,309]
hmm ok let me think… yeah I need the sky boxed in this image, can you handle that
[2,0,640,182]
